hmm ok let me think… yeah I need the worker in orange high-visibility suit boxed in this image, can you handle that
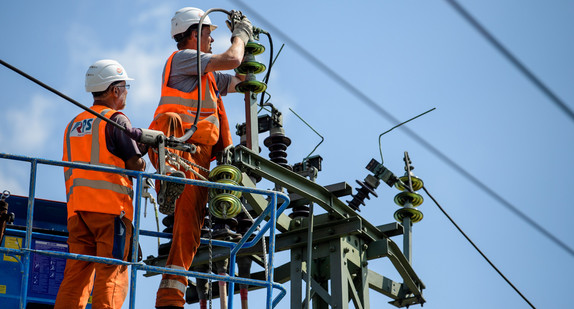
[148,7,253,309]
[55,59,146,309]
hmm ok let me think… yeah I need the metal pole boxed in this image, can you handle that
[402,207,413,263]
[305,167,317,308]
[245,92,259,151]
[129,173,144,309]
[20,160,37,309]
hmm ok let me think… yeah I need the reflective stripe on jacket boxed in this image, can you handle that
[152,51,233,150]
[63,105,134,221]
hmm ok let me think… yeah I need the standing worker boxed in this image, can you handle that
[148,7,253,309]
[55,59,146,309]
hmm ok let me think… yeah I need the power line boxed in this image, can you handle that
[444,0,574,122]
[230,0,574,257]
[423,186,537,309]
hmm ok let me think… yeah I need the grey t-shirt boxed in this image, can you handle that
[166,49,233,96]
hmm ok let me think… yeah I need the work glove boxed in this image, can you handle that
[226,10,253,46]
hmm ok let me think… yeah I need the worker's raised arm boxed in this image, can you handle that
[205,13,253,72]
[205,37,245,72]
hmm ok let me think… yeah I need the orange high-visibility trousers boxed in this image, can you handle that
[149,112,212,308]
[54,212,133,309]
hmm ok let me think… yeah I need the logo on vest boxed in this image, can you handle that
[70,119,94,137]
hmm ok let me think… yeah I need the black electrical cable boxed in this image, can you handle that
[443,0,574,123]
[259,31,274,108]
[422,186,536,309]
[230,0,574,258]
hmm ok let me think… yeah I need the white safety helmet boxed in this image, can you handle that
[85,59,134,93]
[171,7,217,39]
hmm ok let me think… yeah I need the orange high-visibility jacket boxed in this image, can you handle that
[152,51,233,151]
[63,105,134,221]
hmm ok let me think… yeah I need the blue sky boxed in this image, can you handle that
[1,1,573,308]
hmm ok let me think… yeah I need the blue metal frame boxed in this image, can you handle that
[0,152,289,309]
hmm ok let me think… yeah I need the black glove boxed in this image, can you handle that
[226,10,253,45]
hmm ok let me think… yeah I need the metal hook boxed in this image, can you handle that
[1,190,10,201]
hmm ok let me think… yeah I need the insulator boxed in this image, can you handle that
[289,205,310,218]
[235,54,266,75]
[235,78,267,94]
[209,193,243,219]
[212,217,238,230]
[236,211,257,235]
[209,178,242,199]
[245,41,265,55]
[209,164,243,183]
[162,214,174,228]
[347,175,380,211]
[211,216,241,240]
[394,191,424,207]
[158,242,172,256]
[264,133,292,170]
[395,175,424,192]
[394,208,423,223]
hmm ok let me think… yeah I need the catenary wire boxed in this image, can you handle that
[422,186,536,309]
[230,0,574,258]
[443,0,574,123]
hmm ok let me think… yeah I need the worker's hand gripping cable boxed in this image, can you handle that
[226,10,254,46]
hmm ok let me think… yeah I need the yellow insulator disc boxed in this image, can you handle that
[209,165,242,183]
[209,179,242,199]
[395,176,424,192]
[236,80,267,94]
[394,191,424,207]
[209,193,242,219]
[246,42,265,55]
[236,61,266,75]
[394,208,423,223]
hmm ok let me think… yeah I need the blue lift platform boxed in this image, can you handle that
[0,152,289,309]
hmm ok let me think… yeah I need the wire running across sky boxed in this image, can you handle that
[231,0,574,258]
[423,186,537,309]
[443,0,574,123]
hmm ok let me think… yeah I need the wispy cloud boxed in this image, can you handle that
[1,94,59,156]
